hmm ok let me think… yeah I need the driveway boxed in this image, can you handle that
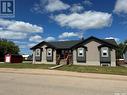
[0,68,127,95]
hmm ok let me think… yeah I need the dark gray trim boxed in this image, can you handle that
[76,47,86,63]
[100,47,111,64]
[46,48,53,62]
[72,36,117,50]
[35,48,42,62]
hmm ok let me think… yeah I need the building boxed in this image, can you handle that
[22,54,30,60]
[31,36,117,66]
[123,45,127,63]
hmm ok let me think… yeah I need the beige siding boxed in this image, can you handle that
[32,50,35,64]
[73,41,101,66]
[32,40,116,66]
[85,41,101,65]
[33,45,56,64]
[111,49,116,66]
[73,40,116,66]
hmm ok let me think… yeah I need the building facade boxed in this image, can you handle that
[31,36,117,66]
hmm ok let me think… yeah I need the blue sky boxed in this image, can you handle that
[0,0,127,54]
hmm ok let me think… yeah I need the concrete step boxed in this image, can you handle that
[49,64,64,70]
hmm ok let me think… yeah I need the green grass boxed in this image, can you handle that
[0,63,55,69]
[56,65,127,75]
[0,63,127,75]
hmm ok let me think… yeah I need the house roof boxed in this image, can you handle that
[48,40,82,49]
[102,39,117,46]
[30,40,82,50]
[30,36,117,50]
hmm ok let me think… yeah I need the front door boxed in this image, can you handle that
[56,49,73,64]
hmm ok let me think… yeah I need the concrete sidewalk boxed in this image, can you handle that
[0,68,127,81]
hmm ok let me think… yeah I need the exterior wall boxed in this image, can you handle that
[100,47,111,64]
[77,48,86,62]
[85,41,101,65]
[32,40,116,66]
[73,40,116,66]
[32,45,56,64]
[110,49,116,66]
[73,41,101,66]
[32,50,35,64]
[124,51,127,63]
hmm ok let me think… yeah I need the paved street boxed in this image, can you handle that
[0,69,127,95]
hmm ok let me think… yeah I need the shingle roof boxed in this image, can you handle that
[48,40,82,49]
[102,39,117,46]
[31,36,117,50]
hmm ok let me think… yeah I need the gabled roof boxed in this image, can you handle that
[30,41,55,50]
[30,36,117,50]
[30,40,82,50]
[48,40,82,49]
[72,36,117,49]
[102,39,117,46]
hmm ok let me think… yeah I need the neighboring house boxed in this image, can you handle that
[31,36,117,66]
[123,45,127,63]
[22,54,30,60]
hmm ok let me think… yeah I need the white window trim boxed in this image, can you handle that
[78,48,84,57]
[101,47,109,57]
[35,49,40,56]
[47,49,52,57]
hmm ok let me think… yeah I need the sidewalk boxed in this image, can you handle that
[0,68,127,81]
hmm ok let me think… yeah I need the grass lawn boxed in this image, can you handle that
[0,63,55,69]
[0,63,127,75]
[56,65,127,76]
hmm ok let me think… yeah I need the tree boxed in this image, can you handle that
[0,39,20,55]
[116,43,126,59]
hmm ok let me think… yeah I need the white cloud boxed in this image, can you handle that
[27,43,37,48]
[0,19,43,33]
[45,0,70,12]
[58,39,69,41]
[105,37,120,42]
[59,32,79,38]
[19,45,27,49]
[29,35,55,42]
[53,11,112,30]
[114,0,127,14]
[45,36,55,41]
[70,4,84,13]
[0,19,44,41]
[32,0,70,13]
[29,35,43,42]
[13,41,28,44]
[0,30,27,39]
[83,0,93,6]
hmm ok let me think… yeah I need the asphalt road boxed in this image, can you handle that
[0,72,127,95]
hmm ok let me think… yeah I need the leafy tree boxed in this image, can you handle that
[116,43,126,59]
[124,40,127,44]
[0,39,20,55]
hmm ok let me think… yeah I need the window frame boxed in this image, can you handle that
[47,48,52,57]
[35,49,41,56]
[78,48,84,57]
[101,47,109,57]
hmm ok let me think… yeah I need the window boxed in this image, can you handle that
[78,48,84,57]
[47,49,52,57]
[101,47,109,57]
[36,49,40,56]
